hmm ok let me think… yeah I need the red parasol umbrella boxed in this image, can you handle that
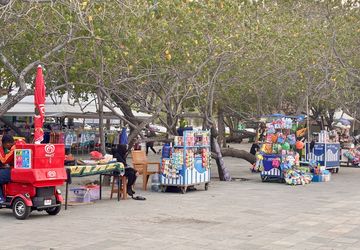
[34,65,46,144]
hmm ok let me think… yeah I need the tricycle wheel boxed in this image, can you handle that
[180,187,187,194]
[12,198,31,220]
[46,204,61,216]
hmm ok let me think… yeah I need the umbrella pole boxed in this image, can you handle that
[97,88,106,154]
[353,111,356,134]
[306,95,310,141]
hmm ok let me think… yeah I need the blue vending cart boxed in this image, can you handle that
[160,130,211,194]
[305,142,340,173]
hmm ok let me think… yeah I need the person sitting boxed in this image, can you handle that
[0,134,15,203]
[112,144,145,200]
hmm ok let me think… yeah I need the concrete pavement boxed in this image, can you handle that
[1,143,360,250]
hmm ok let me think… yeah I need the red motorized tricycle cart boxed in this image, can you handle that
[0,143,66,220]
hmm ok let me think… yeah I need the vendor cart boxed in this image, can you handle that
[256,114,305,183]
[160,130,211,194]
[305,142,340,173]
[1,143,67,219]
[0,65,67,220]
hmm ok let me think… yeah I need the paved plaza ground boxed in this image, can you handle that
[1,143,360,250]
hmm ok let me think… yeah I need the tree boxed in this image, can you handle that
[0,0,93,116]
[2,0,359,179]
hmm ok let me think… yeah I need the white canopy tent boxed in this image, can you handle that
[333,110,354,121]
[0,93,151,119]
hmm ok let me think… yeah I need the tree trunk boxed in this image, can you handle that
[113,95,139,125]
[320,115,325,130]
[326,110,335,131]
[0,89,30,116]
[98,51,110,186]
[225,131,256,143]
[98,89,106,155]
[106,119,111,130]
[217,107,226,148]
[212,139,231,181]
[165,111,178,135]
[211,127,231,181]
[219,148,256,164]
[0,0,10,5]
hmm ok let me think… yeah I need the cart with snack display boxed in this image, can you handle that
[255,114,312,185]
[160,130,211,194]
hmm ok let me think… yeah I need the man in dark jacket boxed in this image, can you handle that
[250,142,260,155]
[145,129,157,155]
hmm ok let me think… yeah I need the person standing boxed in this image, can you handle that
[145,129,157,155]
[250,141,260,155]
[0,135,15,203]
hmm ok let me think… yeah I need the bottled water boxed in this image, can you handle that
[83,189,91,203]
[151,174,160,192]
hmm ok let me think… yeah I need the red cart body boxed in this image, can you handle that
[1,143,66,220]
[12,144,66,186]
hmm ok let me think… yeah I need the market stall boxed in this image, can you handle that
[160,130,211,193]
[46,129,116,153]
[254,115,313,185]
[64,162,125,209]
[332,118,355,165]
